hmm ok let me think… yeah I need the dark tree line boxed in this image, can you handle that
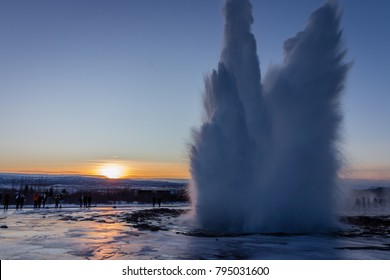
[1,182,188,207]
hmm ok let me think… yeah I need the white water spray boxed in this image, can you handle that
[190,0,349,233]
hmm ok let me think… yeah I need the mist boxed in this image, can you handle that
[190,0,350,233]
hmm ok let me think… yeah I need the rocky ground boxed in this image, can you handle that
[1,206,389,259]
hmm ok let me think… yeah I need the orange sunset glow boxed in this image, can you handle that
[0,160,190,179]
[99,164,126,179]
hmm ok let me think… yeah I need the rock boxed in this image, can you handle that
[0,225,8,229]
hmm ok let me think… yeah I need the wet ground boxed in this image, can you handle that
[0,205,389,259]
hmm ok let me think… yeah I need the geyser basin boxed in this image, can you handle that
[190,0,349,233]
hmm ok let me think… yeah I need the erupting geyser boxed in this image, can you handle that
[190,0,350,233]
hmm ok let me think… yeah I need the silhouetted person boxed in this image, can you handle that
[158,198,162,208]
[42,193,47,208]
[361,197,366,208]
[79,196,83,208]
[33,193,39,208]
[38,194,43,208]
[354,198,361,209]
[4,193,10,210]
[15,193,21,210]
[20,194,25,209]
[373,197,378,208]
[87,195,92,208]
[59,193,64,208]
[379,198,384,207]
[83,196,88,208]
[152,197,156,208]
[0,193,2,205]
[55,195,60,208]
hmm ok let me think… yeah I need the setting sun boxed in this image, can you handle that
[99,164,125,179]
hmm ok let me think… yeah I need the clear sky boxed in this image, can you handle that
[0,0,389,179]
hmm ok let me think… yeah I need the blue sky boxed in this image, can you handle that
[0,0,389,179]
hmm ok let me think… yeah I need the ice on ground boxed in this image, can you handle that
[0,205,389,260]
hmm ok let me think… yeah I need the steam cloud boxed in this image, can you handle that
[190,0,349,233]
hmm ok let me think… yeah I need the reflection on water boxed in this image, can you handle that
[0,206,389,260]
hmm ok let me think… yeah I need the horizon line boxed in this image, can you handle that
[0,171,190,181]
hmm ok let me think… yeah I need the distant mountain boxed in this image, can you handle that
[0,173,188,192]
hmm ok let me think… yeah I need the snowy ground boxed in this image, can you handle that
[0,204,389,260]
